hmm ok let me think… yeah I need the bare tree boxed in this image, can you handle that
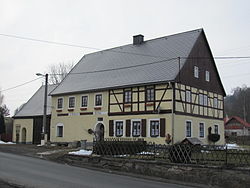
[46,62,74,84]
[0,90,9,116]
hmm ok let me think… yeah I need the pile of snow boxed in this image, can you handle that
[0,140,15,144]
[226,143,241,149]
[68,149,92,156]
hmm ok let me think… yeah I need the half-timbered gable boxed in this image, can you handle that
[175,83,224,120]
[50,29,225,145]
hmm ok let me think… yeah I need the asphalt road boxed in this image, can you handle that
[0,151,194,188]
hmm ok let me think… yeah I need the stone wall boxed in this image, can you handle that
[58,155,250,188]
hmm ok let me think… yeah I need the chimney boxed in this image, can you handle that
[133,34,144,45]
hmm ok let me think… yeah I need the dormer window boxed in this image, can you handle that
[205,71,210,82]
[194,66,199,78]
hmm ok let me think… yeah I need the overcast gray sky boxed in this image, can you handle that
[1,0,250,116]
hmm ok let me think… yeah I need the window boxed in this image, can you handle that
[68,97,75,108]
[132,121,141,137]
[186,121,192,137]
[124,90,132,103]
[214,125,219,134]
[95,94,102,106]
[204,95,208,106]
[199,123,205,138]
[56,125,63,137]
[194,66,199,78]
[146,87,154,102]
[57,98,63,109]
[214,98,218,108]
[115,121,123,137]
[186,90,191,103]
[150,120,159,137]
[81,96,88,107]
[205,71,210,82]
[231,132,237,136]
[199,94,204,105]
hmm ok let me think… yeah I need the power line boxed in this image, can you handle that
[0,33,99,50]
[0,77,42,93]
[2,33,250,61]
[70,57,178,75]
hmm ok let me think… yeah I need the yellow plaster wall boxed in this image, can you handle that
[13,119,33,143]
[173,114,225,145]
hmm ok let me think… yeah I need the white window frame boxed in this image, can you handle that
[56,123,64,137]
[214,125,219,134]
[149,119,160,137]
[185,120,192,138]
[94,93,103,107]
[68,96,76,109]
[186,90,191,103]
[194,66,199,78]
[199,122,205,138]
[205,71,210,82]
[57,97,64,110]
[81,95,88,108]
[114,120,124,137]
[131,119,141,137]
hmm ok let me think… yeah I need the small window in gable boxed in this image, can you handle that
[205,71,210,82]
[194,66,199,78]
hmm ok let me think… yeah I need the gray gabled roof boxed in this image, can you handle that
[14,85,57,118]
[50,29,203,96]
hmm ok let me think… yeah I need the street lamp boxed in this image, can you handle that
[36,73,48,145]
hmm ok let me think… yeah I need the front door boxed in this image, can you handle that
[95,123,104,141]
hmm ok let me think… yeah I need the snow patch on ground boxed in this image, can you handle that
[68,150,92,156]
[0,140,15,144]
[226,143,241,149]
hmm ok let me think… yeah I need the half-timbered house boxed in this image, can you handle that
[50,29,225,145]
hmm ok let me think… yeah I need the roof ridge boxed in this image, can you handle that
[83,28,203,58]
